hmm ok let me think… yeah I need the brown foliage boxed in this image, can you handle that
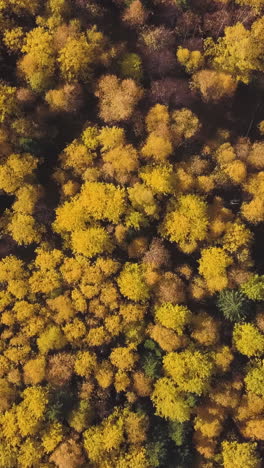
[122,0,149,27]
[149,78,197,107]
[95,75,143,123]
[203,10,232,37]
[155,272,186,304]
[142,237,170,269]
[176,11,201,37]
[50,438,85,468]
[46,353,75,387]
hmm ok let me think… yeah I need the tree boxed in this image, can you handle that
[177,47,204,73]
[171,108,200,146]
[7,213,42,245]
[19,27,56,91]
[141,133,173,161]
[191,312,220,346]
[140,164,175,195]
[37,325,66,354]
[0,84,18,123]
[217,289,251,322]
[119,53,143,80]
[102,143,139,183]
[58,31,100,82]
[155,303,192,334]
[46,352,75,387]
[98,126,125,150]
[198,247,233,292]
[122,0,149,27]
[245,360,264,396]
[17,438,43,468]
[221,441,261,468]
[204,19,264,83]
[49,438,85,468]
[163,349,214,395]
[71,227,113,258]
[45,84,83,112]
[110,346,138,371]
[241,275,264,301]
[191,69,237,102]
[117,263,150,302]
[0,153,38,194]
[23,356,46,385]
[233,323,264,357]
[160,194,209,253]
[247,142,264,169]
[95,75,143,123]
[151,377,192,422]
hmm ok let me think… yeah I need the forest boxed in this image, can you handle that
[0,0,264,466]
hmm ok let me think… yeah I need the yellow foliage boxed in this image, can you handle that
[214,345,234,372]
[233,323,264,357]
[71,226,113,258]
[149,323,186,352]
[151,377,192,422]
[192,69,237,102]
[41,422,64,453]
[117,262,150,302]
[58,26,106,81]
[3,27,25,53]
[177,47,204,73]
[95,360,114,388]
[221,441,261,468]
[20,27,56,91]
[0,153,37,194]
[128,182,158,217]
[74,351,96,377]
[63,318,86,342]
[163,349,214,395]
[102,144,139,182]
[155,302,192,335]
[171,108,200,145]
[86,326,110,346]
[160,194,209,253]
[37,325,66,354]
[17,438,43,468]
[119,303,146,323]
[221,221,252,254]
[23,356,46,385]
[8,213,42,245]
[198,247,233,292]
[13,185,40,215]
[141,133,173,161]
[110,346,138,371]
[67,400,92,433]
[47,294,75,324]
[140,164,174,194]
[16,386,48,437]
[0,84,17,124]
[114,369,130,392]
[205,19,264,83]
[98,126,126,150]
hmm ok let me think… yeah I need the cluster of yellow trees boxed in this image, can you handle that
[0,0,264,467]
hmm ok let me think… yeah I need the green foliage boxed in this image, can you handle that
[241,275,264,301]
[120,53,143,80]
[217,289,251,322]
